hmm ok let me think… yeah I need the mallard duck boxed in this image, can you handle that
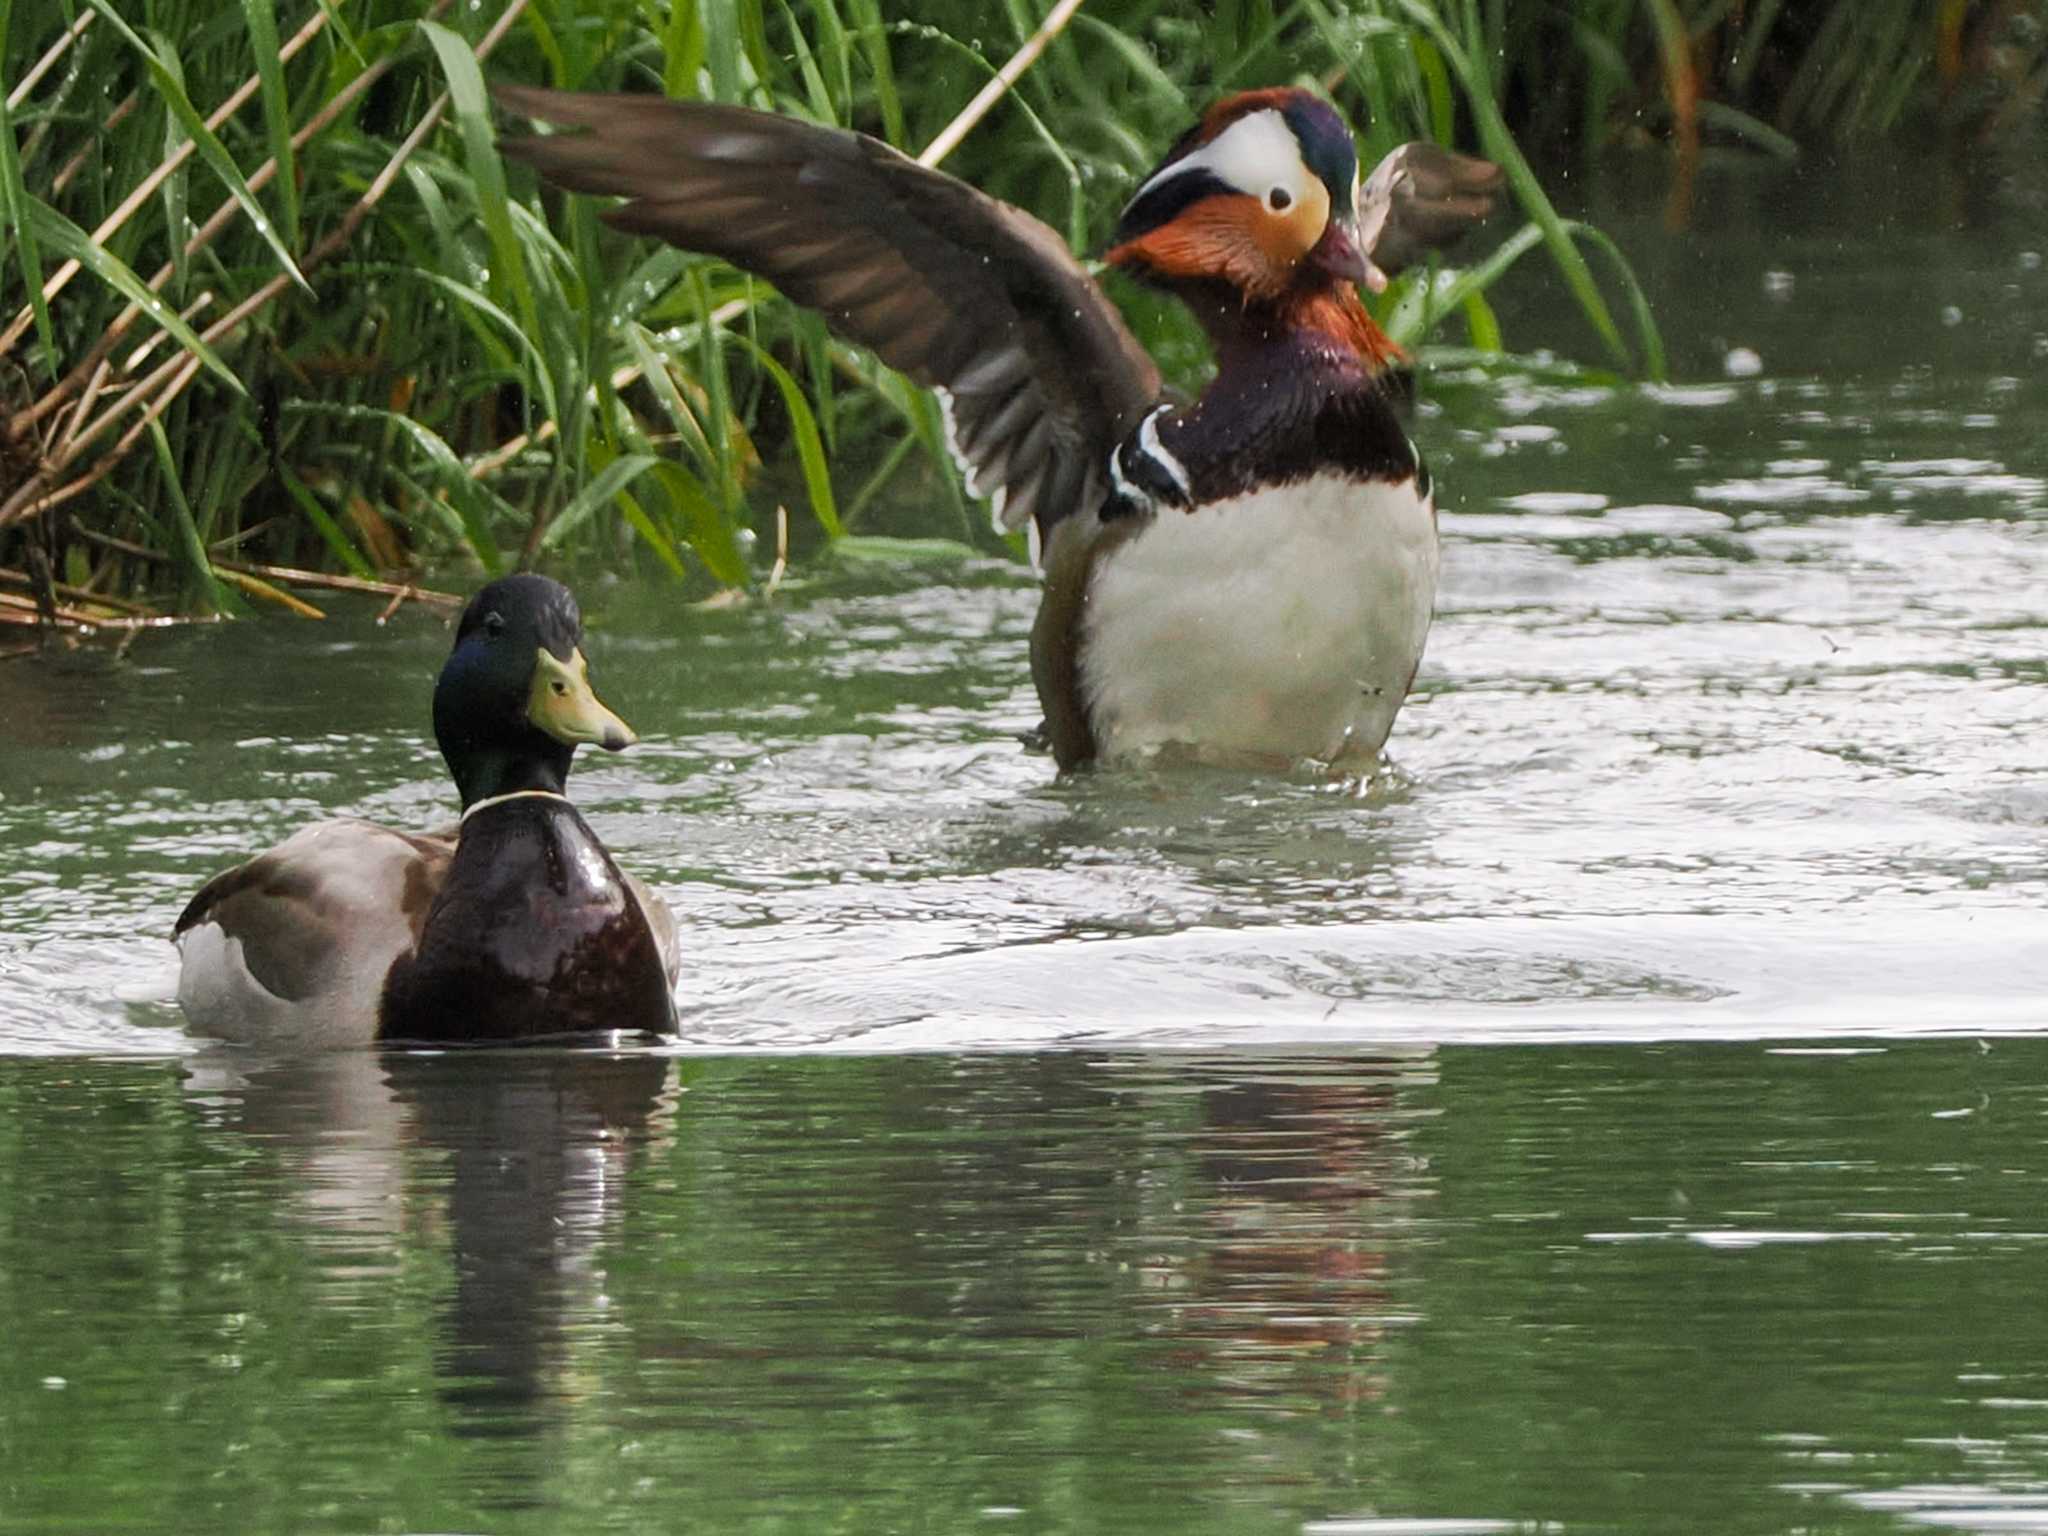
[174,574,679,1047]
[496,84,1500,769]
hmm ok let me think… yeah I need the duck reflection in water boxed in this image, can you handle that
[182,1047,676,1464]
[1112,1051,1431,1415]
[388,1050,673,1444]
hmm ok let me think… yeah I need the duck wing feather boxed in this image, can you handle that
[1356,141,1504,278]
[174,820,453,1046]
[495,85,1163,547]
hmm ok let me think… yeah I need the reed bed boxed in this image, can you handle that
[0,0,2021,620]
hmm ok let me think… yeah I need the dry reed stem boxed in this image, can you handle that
[218,567,326,617]
[5,11,95,113]
[764,502,788,599]
[0,565,156,613]
[68,521,464,609]
[0,0,522,531]
[48,95,139,197]
[376,585,433,622]
[11,0,456,440]
[217,562,463,609]
[0,7,333,357]
[0,588,202,630]
[919,0,1087,165]
[26,353,204,523]
[50,360,111,467]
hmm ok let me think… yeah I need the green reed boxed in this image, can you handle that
[0,0,2016,619]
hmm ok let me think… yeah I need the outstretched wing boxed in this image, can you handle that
[495,85,1163,546]
[1356,142,1505,279]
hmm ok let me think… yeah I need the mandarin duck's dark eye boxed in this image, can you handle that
[1267,187,1292,212]
[484,611,506,637]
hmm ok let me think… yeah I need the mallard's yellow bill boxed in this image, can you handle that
[528,647,636,751]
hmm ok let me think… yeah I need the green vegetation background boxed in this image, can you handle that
[0,0,2021,622]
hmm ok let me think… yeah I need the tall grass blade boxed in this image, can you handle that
[1393,0,1645,376]
[0,0,55,378]
[1460,289,1502,353]
[1412,33,1457,146]
[289,400,508,575]
[150,27,190,295]
[583,426,693,579]
[146,418,243,615]
[536,450,658,551]
[420,20,541,350]
[238,0,299,250]
[702,0,743,103]
[776,0,839,124]
[649,461,752,587]
[1561,221,1667,381]
[24,199,244,396]
[730,333,843,541]
[1070,15,1186,115]
[357,259,559,424]
[844,0,903,144]
[622,322,717,469]
[81,0,310,295]
[659,0,708,100]
[276,463,376,578]
[1696,101,1799,161]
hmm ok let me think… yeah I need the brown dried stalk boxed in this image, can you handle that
[0,7,333,358]
[0,0,523,532]
[5,11,95,113]
[0,565,156,614]
[0,588,205,631]
[8,0,458,442]
[69,520,463,611]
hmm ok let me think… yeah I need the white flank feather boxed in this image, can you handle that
[1079,474,1439,765]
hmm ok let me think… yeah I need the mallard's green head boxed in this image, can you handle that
[433,574,636,808]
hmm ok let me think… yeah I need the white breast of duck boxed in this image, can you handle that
[1080,465,1439,767]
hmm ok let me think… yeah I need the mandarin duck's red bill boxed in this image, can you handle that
[497,84,1501,771]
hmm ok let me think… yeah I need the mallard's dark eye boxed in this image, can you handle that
[1267,187,1292,212]
[484,611,505,636]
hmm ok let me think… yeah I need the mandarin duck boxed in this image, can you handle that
[497,85,1500,769]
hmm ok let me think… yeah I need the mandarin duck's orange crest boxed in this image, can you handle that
[1105,89,1378,303]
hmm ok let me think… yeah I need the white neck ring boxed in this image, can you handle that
[461,788,571,824]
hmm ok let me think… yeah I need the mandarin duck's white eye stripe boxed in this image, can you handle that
[1131,109,1309,205]
[1137,407,1190,501]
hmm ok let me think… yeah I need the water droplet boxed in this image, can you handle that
[1724,347,1763,378]
[1762,269,1794,300]
[1941,304,1963,328]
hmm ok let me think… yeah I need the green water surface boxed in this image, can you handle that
[5,1042,2047,1534]
[0,148,2043,1531]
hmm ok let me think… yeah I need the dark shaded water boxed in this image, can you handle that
[0,147,2044,1529]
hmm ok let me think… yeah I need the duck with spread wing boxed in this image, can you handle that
[497,84,1500,770]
